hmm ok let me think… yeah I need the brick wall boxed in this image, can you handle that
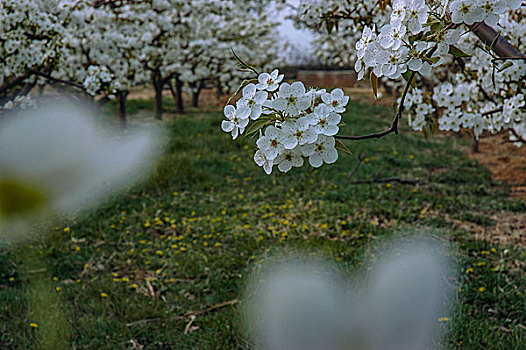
[296,70,357,88]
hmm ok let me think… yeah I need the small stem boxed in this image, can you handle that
[335,71,416,141]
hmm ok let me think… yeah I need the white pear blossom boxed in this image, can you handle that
[256,69,284,91]
[274,148,304,173]
[256,126,285,160]
[300,135,338,168]
[356,25,377,59]
[407,41,432,74]
[0,103,159,242]
[321,88,350,113]
[245,239,452,350]
[237,83,268,120]
[379,23,407,50]
[405,0,428,35]
[281,117,318,149]
[382,46,408,79]
[449,0,485,25]
[273,81,311,116]
[308,104,341,136]
[254,150,274,175]
[221,104,250,140]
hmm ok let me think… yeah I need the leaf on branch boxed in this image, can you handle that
[401,71,416,89]
[231,47,259,75]
[488,33,500,53]
[370,71,378,100]
[326,19,334,34]
[428,56,441,64]
[497,61,514,72]
[245,118,271,137]
[335,139,352,155]
[449,45,471,58]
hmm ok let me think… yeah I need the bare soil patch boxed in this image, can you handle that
[444,212,526,247]
[467,134,526,199]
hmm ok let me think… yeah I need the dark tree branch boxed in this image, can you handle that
[335,71,416,141]
[470,22,526,59]
[29,70,85,90]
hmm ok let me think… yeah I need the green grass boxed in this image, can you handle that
[1,97,525,349]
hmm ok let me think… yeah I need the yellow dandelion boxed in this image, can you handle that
[30,323,38,328]
[478,287,485,292]
[100,292,109,298]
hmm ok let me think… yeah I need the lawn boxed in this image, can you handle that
[1,96,525,349]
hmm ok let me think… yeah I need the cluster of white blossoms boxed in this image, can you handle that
[355,0,521,81]
[82,65,115,97]
[344,0,526,144]
[221,69,350,174]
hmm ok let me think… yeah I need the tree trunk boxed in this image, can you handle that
[471,133,479,153]
[175,77,184,113]
[152,70,163,120]
[116,90,128,128]
[192,85,202,107]
[216,80,224,100]
[167,79,184,114]
[37,84,45,97]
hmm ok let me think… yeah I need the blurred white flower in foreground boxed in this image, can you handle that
[0,103,161,243]
[244,239,453,350]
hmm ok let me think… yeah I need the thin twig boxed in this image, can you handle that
[511,129,526,145]
[346,154,366,181]
[126,299,239,327]
[335,71,416,141]
[482,108,503,116]
[183,299,239,318]
[350,177,421,185]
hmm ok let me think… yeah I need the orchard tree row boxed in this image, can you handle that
[0,0,284,122]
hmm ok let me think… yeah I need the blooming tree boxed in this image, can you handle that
[1,0,282,123]
[294,0,526,148]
